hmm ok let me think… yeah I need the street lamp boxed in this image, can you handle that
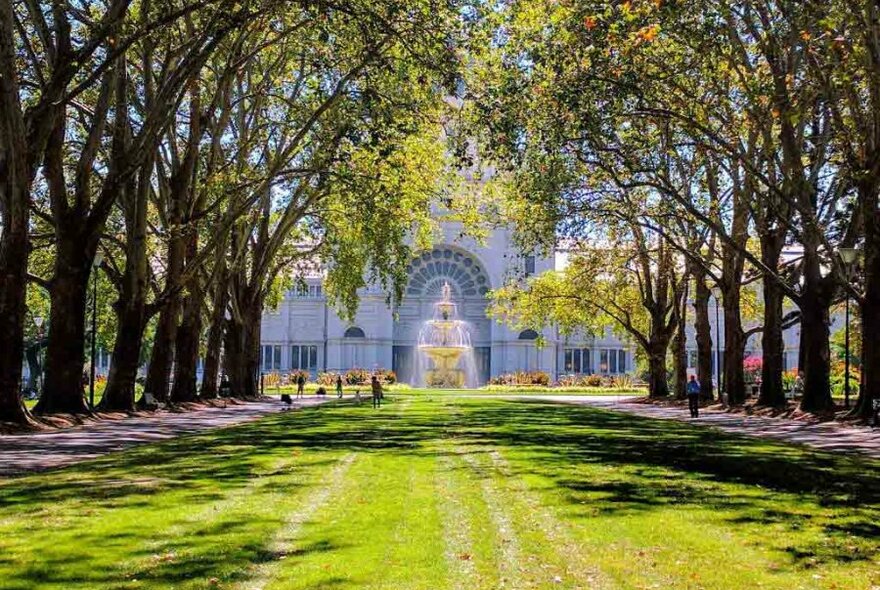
[712,286,723,402]
[89,250,104,409]
[839,247,860,409]
[33,315,44,394]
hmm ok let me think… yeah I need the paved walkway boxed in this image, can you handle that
[0,397,328,475]
[510,395,880,460]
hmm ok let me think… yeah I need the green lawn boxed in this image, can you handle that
[1,393,878,589]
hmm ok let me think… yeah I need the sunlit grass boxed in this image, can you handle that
[0,393,877,589]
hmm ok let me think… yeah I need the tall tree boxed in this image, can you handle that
[33,1,251,414]
[0,0,139,421]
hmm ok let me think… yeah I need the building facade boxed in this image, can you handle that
[259,221,633,384]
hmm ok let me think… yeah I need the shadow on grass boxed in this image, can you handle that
[440,399,880,568]
[0,396,878,586]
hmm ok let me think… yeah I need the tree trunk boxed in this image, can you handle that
[35,236,93,415]
[0,4,33,424]
[224,297,263,398]
[672,284,688,400]
[143,221,186,401]
[647,343,670,398]
[799,288,833,412]
[101,306,147,412]
[692,269,714,400]
[102,167,150,412]
[758,232,787,407]
[170,244,202,403]
[0,215,30,423]
[144,299,179,402]
[722,285,746,405]
[855,182,880,419]
[199,269,229,399]
[798,222,834,413]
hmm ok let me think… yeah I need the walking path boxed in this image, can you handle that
[0,397,327,475]
[507,394,880,460]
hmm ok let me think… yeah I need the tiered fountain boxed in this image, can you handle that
[417,282,475,388]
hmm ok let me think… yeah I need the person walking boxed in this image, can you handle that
[296,372,306,399]
[371,375,383,409]
[336,374,343,399]
[686,375,701,418]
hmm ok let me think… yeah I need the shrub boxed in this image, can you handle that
[317,372,340,386]
[374,368,396,384]
[345,367,370,385]
[609,374,634,390]
[488,371,550,386]
[830,360,860,397]
[584,374,603,387]
[782,369,798,391]
[263,372,282,388]
[530,370,550,386]
[556,374,579,387]
[743,356,762,383]
[288,370,310,384]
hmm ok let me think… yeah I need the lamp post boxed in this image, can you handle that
[89,251,104,409]
[713,286,723,401]
[839,247,859,409]
[33,315,44,394]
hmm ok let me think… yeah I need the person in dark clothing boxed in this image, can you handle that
[219,374,231,397]
[296,373,306,399]
[371,375,383,409]
[686,375,701,418]
[336,374,343,399]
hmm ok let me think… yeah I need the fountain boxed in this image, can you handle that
[417,282,476,388]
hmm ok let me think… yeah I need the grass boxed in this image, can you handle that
[0,392,878,589]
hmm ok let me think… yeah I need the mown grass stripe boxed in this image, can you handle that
[237,453,357,590]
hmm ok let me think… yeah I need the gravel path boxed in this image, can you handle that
[0,397,330,474]
[508,395,880,460]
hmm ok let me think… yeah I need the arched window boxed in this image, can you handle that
[344,326,365,338]
[518,329,539,340]
[405,247,490,298]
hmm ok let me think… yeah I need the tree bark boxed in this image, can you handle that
[35,233,94,415]
[0,1,34,424]
[143,217,186,402]
[224,295,263,398]
[692,268,714,400]
[0,210,30,422]
[758,231,787,407]
[101,307,146,412]
[102,101,150,412]
[722,284,746,405]
[102,168,149,412]
[799,287,833,412]
[672,283,688,399]
[170,232,203,403]
[647,342,670,398]
[798,222,834,412]
[855,181,880,418]
[199,266,229,399]
[144,296,179,403]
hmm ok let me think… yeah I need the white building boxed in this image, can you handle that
[258,220,633,384]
